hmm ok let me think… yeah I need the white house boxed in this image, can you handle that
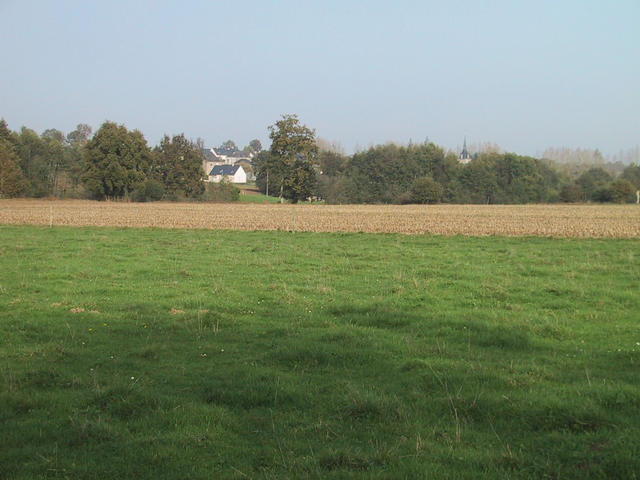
[202,148,254,183]
[208,165,247,184]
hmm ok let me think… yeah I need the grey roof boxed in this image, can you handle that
[202,149,217,161]
[210,165,240,176]
[213,147,237,157]
[212,147,252,158]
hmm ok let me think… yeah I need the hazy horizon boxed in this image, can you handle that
[1,1,638,157]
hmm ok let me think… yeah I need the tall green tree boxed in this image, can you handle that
[610,179,636,203]
[348,144,418,203]
[0,142,28,197]
[152,134,205,198]
[254,151,279,197]
[41,128,66,144]
[244,139,263,155]
[0,120,30,197]
[342,142,460,204]
[64,124,93,197]
[249,139,262,153]
[576,167,612,201]
[457,156,499,203]
[621,164,640,190]
[15,127,48,197]
[40,129,67,196]
[407,142,457,185]
[492,153,558,203]
[220,140,237,152]
[0,119,12,143]
[82,121,151,200]
[67,124,92,146]
[263,114,318,202]
[318,151,347,177]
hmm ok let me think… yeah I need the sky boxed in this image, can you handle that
[1,0,638,156]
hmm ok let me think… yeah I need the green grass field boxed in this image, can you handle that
[238,186,282,203]
[1,225,639,479]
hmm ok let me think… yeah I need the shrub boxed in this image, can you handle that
[593,186,613,203]
[407,177,443,204]
[145,180,165,201]
[131,180,165,202]
[559,184,583,203]
[610,179,636,204]
[202,179,240,202]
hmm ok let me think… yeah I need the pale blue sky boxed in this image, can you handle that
[1,0,638,156]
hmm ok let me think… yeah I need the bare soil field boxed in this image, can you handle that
[1,199,639,237]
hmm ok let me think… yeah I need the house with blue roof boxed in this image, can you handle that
[202,147,254,183]
[208,164,247,183]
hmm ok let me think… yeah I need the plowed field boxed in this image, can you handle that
[1,199,639,237]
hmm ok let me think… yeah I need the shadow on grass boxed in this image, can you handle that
[3,299,638,479]
[328,302,534,351]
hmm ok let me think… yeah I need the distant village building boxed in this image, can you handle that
[459,138,472,164]
[208,164,247,184]
[202,147,254,183]
[209,147,254,164]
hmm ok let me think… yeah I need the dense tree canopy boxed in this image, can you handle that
[15,127,50,197]
[559,183,583,203]
[64,124,93,197]
[82,122,151,200]
[621,164,640,190]
[255,114,318,202]
[318,144,559,205]
[0,142,28,197]
[253,151,276,197]
[67,124,92,146]
[347,144,416,203]
[610,179,636,203]
[576,168,612,201]
[318,151,347,177]
[220,140,237,152]
[245,139,262,154]
[0,119,12,143]
[407,176,443,204]
[152,134,205,199]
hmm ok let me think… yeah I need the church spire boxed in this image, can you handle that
[459,137,471,163]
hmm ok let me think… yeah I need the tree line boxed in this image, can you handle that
[1,116,639,204]
[253,124,639,204]
[306,143,639,204]
[0,119,247,202]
